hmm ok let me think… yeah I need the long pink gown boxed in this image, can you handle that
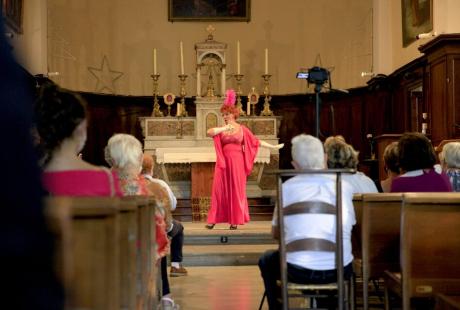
[207,125,260,225]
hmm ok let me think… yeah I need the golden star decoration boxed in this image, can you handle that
[88,55,124,93]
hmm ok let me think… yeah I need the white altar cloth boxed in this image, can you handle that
[155,146,271,164]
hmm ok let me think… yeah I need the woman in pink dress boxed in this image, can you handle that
[206,89,283,230]
[35,83,122,196]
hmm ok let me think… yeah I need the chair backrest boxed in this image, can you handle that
[401,193,460,308]
[283,201,337,254]
[362,193,403,279]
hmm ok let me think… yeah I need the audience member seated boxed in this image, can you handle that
[35,83,122,196]
[142,154,188,277]
[259,134,355,310]
[380,142,400,193]
[105,134,178,310]
[1,19,64,308]
[440,141,460,192]
[391,132,452,192]
[324,135,378,193]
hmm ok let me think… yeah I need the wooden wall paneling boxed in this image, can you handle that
[428,57,448,145]
[450,56,460,137]
[419,34,460,144]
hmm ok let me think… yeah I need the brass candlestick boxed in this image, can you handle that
[178,74,188,117]
[234,74,245,116]
[151,74,163,117]
[260,74,273,116]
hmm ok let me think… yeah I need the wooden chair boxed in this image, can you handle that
[119,196,138,310]
[384,193,460,310]
[436,294,460,310]
[46,196,120,310]
[361,193,403,310]
[279,201,355,310]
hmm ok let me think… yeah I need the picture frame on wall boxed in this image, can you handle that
[1,0,23,34]
[169,0,250,22]
[401,0,433,47]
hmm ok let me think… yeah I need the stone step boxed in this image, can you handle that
[184,231,276,245]
[182,244,277,266]
[179,222,275,266]
[172,198,275,222]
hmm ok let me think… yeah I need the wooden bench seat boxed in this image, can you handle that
[361,193,403,310]
[46,196,120,310]
[119,196,138,310]
[384,193,460,310]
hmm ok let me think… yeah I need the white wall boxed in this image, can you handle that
[43,0,372,96]
[383,0,460,73]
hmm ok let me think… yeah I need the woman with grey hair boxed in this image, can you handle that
[324,136,378,193]
[440,141,460,191]
[105,133,179,310]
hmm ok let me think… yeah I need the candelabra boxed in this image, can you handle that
[260,74,274,116]
[151,74,163,117]
[178,74,188,117]
[234,74,245,116]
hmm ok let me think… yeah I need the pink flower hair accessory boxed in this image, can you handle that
[224,89,236,106]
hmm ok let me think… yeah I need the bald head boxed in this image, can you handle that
[141,153,154,175]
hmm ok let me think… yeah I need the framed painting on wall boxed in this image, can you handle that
[169,0,250,22]
[401,0,433,47]
[1,0,23,34]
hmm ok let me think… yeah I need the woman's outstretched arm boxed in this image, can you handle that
[207,124,233,137]
[260,140,284,150]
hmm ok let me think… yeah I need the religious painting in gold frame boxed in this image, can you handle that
[1,0,23,34]
[401,0,433,47]
[169,0,250,22]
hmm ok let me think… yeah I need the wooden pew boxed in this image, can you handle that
[46,196,120,310]
[361,193,404,310]
[119,197,138,310]
[44,197,72,300]
[384,193,460,310]
[136,196,157,310]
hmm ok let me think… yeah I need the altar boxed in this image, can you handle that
[139,28,281,221]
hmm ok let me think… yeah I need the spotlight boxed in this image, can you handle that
[361,72,375,78]
[416,32,437,40]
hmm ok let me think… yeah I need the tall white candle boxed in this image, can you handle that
[153,48,157,75]
[237,41,241,74]
[264,48,268,74]
[247,102,250,116]
[180,41,184,74]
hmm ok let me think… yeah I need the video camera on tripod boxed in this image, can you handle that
[296,66,331,138]
[296,66,329,86]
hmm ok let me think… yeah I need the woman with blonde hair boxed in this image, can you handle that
[380,142,400,192]
[324,136,378,193]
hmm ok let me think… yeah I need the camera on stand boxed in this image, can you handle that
[296,66,329,86]
[296,66,330,138]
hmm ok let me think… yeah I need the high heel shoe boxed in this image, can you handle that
[229,225,237,230]
[205,224,215,229]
